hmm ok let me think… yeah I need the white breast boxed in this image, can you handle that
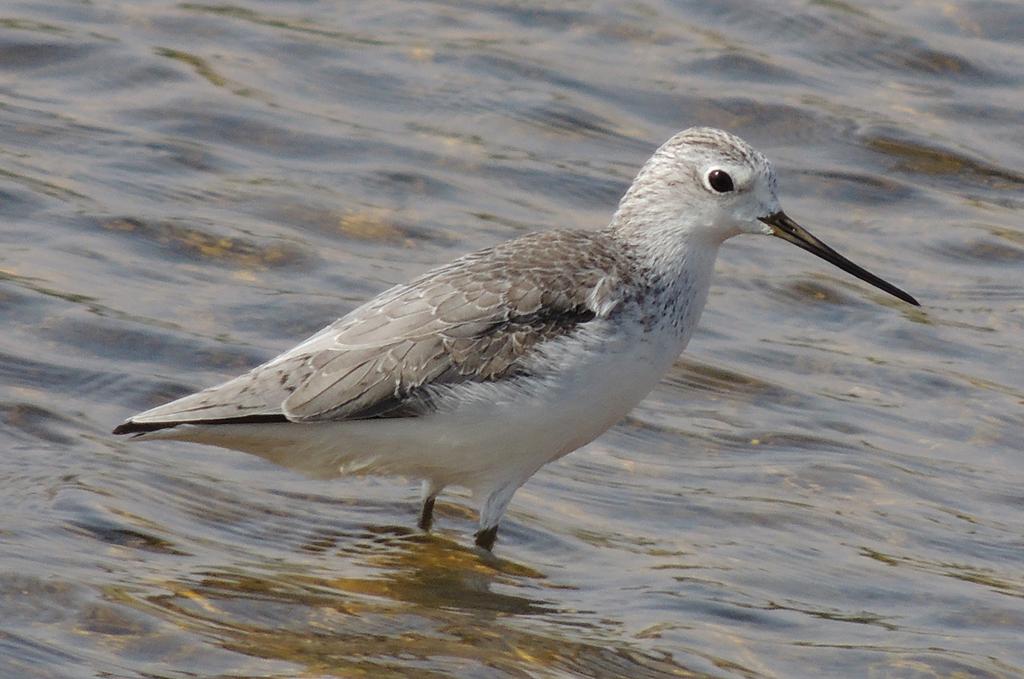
[383,314,692,493]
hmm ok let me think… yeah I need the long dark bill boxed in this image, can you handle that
[759,211,919,306]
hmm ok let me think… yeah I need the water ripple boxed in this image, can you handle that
[0,0,1021,677]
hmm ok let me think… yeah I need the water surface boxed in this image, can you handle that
[1,1,1022,677]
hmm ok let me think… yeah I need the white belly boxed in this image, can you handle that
[155,318,688,496]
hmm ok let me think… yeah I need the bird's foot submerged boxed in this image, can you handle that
[474,525,499,551]
[417,487,499,552]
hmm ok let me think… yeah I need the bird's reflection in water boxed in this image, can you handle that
[131,526,697,677]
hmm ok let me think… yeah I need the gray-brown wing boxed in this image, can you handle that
[282,230,629,421]
[115,230,629,431]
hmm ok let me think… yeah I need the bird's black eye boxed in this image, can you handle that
[707,169,734,193]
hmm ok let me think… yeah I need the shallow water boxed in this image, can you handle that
[2,1,1022,677]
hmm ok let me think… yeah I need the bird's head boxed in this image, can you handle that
[612,127,918,306]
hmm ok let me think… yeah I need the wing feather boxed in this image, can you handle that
[115,230,632,432]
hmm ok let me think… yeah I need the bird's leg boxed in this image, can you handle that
[474,525,499,551]
[418,496,436,531]
[475,480,520,552]
[418,480,440,531]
